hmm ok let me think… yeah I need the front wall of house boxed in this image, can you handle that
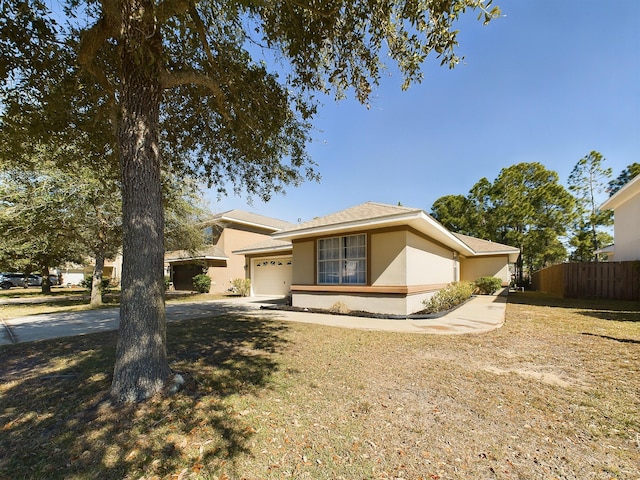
[406,231,456,285]
[292,239,315,284]
[289,227,458,315]
[209,228,274,293]
[291,291,438,316]
[460,256,510,284]
[370,230,407,285]
[614,200,640,261]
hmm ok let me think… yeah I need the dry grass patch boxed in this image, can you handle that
[0,292,638,479]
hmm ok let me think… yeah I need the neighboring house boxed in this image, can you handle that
[597,175,640,261]
[57,255,123,286]
[165,210,294,293]
[237,202,519,316]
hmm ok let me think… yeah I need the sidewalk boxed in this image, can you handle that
[1,291,507,345]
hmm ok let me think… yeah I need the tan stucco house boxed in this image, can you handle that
[165,210,293,293]
[597,175,640,261]
[237,202,519,316]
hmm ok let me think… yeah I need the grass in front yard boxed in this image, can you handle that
[0,291,227,322]
[0,292,638,479]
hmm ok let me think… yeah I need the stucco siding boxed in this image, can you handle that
[614,200,640,261]
[209,228,274,293]
[370,231,407,285]
[292,291,436,316]
[292,239,315,284]
[460,256,510,284]
[406,231,455,285]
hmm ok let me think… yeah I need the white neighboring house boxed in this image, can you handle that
[597,175,640,261]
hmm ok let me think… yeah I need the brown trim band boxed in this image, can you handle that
[290,284,448,295]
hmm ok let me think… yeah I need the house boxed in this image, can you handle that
[165,210,294,293]
[597,175,640,261]
[57,255,123,286]
[236,202,519,316]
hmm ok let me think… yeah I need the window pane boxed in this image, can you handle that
[318,234,366,285]
[318,259,340,284]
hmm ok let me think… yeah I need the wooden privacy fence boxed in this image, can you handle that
[532,261,640,301]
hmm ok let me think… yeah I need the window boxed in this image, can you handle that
[318,234,366,285]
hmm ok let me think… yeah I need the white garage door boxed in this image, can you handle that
[252,257,293,296]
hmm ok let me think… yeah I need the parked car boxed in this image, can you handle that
[0,272,27,289]
[0,272,45,289]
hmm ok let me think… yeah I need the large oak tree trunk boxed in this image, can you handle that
[110,0,171,403]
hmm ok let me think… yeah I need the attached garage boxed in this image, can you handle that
[251,256,293,296]
[172,264,205,291]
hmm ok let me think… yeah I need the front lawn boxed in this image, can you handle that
[1,292,638,479]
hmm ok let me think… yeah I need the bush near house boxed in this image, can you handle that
[81,275,112,294]
[230,278,251,297]
[422,281,474,314]
[474,276,503,295]
[192,274,211,293]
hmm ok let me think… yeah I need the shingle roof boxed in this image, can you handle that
[212,209,295,231]
[277,202,422,234]
[165,245,227,262]
[232,238,293,255]
[453,233,520,255]
[272,202,519,260]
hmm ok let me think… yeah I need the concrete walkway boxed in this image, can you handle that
[0,291,507,346]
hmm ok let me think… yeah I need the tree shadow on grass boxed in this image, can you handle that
[0,313,289,479]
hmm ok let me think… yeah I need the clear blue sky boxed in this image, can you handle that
[211,1,639,224]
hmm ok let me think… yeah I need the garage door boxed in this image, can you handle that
[172,264,203,291]
[252,257,292,296]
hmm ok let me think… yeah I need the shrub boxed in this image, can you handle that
[422,281,474,314]
[474,276,503,295]
[192,274,211,293]
[81,275,111,293]
[230,278,251,297]
[329,301,350,314]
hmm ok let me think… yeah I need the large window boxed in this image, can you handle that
[318,234,366,285]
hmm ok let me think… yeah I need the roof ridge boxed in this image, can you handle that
[364,201,422,211]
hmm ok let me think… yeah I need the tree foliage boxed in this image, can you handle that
[567,151,613,261]
[431,162,575,276]
[0,159,88,290]
[608,162,640,196]
[431,194,478,235]
[1,0,501,402]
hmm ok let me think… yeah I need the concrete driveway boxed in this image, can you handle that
[1,293,507,346]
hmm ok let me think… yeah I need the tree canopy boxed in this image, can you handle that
[567,151,613,261]
[1,0,501,402]
[431,162,575,278]
[608,162,640,196]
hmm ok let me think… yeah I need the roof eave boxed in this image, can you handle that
[274,211,476,256]
[232,245,293,255]
[217,216,284,232]
[600,175,640,210]
[166,255,228,263]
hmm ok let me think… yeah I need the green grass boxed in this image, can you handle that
[1,292,639,479]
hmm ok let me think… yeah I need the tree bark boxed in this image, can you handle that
[90,255,105,307]
[110,0,171,403]
[41,266,51,294]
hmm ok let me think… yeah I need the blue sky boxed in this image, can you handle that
[209,0,640,224]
